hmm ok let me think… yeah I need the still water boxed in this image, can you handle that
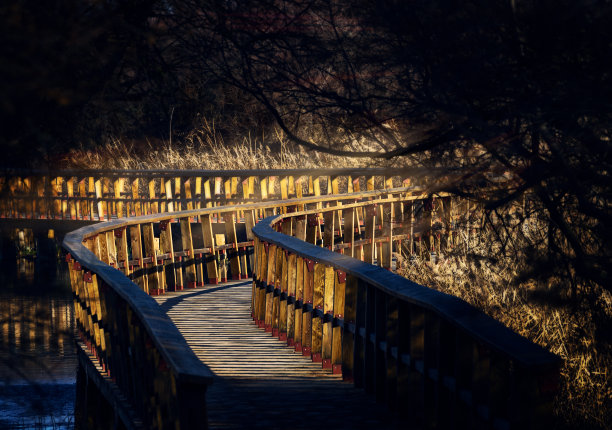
[0,234,76,429]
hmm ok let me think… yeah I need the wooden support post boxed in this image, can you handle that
[174,177,182,212]
[184,178,193,211]
[223,212,242,280]
[311,263,325,362]
[200,214,218,284]
[323,210,335,251]
[286,252,297,345]
[95,178,104,220]
[301,258,314,357]
[143,223,162,295]
[264,244,277,331]
[132,178,141,216]
[66,177,76,219]
[159,220,177,291]
[148,178,157,215]
[180,217,197,288]
[278,250,289,340]
[114,178,125,218]
[294,256,304,351]
[331,270,346,375]
[115,227,131,277]
[321,265,335,369]
[165,179,174,213]
[194,177,202,210]
[52,176,63,219]
[129,225,147,293]
[364,205,376,264]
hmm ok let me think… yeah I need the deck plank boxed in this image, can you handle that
[154,280,397,429]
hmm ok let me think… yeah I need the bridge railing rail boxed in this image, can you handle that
[251,202,561,430]
[60,167,559,429]
[64,183,429,429]
[2,167,434,221]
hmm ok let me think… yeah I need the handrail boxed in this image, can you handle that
[250,208,561,429]
[1,167,435,221]
[62,186,423,429]
[60,171,556,429]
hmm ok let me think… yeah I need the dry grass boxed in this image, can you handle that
[398,237,612,429]
[61,119,399,171]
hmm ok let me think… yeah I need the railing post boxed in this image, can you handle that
[223,211,242,280]
[301,258,314,357]
[321,265,335,369]
[180,217,197,288]
[160,220,177,291]
[294,256,304,352]
[143,223,162,295]
[286,252,297,346]
[129,224,147,293]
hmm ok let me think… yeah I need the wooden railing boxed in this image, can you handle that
[251,205,561,429]
[60,168,560,429]
[1,167,432,221]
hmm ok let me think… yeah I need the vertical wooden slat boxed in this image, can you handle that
[159,221,177,292]
[115,227,131,277]
[129,225,147,293]
[114,178,125,218]
[223,212,242,280]
[311,262,325,363]
[180,217,197,288]
[321,265,335,369]
[201,214,218,284]
[143,223,161,295]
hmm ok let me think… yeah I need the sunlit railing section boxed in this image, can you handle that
[251,199,561,430]
[2,167,428,220]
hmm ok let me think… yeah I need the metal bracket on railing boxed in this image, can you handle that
[83,271,93,283]
[337,270,346,284]
[159,220,169,231]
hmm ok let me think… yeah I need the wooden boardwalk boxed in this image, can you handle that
[154,280,397,429]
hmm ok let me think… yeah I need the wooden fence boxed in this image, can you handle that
[60,169,560,429]
[1,167,434,221]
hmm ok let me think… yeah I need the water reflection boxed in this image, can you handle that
[0,234,76,429]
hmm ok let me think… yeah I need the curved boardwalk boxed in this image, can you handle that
[154,280,397,430]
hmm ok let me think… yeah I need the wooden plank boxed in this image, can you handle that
[143,223,161,295]
[223,212,242,280]
[159,221,176,291]
[129,224,147,293]
[200,214,218,284]
[180,218,197,288]
[321,265,335,369]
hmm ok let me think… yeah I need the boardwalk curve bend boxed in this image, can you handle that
[55,168,560,430]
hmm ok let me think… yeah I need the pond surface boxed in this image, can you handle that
[0,234,76,429]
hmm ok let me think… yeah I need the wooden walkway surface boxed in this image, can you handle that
[154,280,397,430]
